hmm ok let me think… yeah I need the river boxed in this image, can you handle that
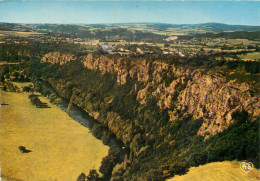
[58,101,126,163]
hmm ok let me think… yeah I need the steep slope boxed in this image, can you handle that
[42,52,259,138]
[38,52,259,180]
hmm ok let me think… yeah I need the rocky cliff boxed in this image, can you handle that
[82,53,150,85]
[39,52,259,180]
[42,52,76,65]
[137,64,259,138]
[43,52,259,140]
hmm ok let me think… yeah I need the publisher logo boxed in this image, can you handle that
[241,162,254,173]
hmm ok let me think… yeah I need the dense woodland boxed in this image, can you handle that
[194,31,260,41]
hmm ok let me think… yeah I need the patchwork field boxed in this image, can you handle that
[168,161,260,181]
[0,90,109,181]
[239,52,260,61]
[0,62,21,66]
[227,39,260,46]
[0,31,45,37]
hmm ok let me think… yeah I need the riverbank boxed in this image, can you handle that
[0,90,109,181]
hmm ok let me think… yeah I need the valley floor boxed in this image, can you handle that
[0,90,109,181]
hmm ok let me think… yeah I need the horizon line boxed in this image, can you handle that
[1,22,260,27]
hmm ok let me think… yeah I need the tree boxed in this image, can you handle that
[111,163,125,181]
[1,74,5,82]
[77,173,86,181]
[13,72,20,81]
[20,74,25,82]
[5,73,10,79]
[99,155,114,177]
[86,169,100,181]
[2,85,7,91]
[169,162,189,175]
[99,146,121,177]
[23,86,31,92]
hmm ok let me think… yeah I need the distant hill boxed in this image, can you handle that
[198,23,260,32]
[1,22,260,33]
[146,23,260,32]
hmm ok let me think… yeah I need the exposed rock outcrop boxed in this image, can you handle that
[42,52,259,139]
[82,54,149,85]
[41,52,76,65]
[177,74,259,138]
[137,64,259,138]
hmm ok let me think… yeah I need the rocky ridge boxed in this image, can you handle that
[82,53,150,85]
[42,52,76,65]
[43,52,259,139]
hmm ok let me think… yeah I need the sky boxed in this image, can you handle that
[0,1,259,25]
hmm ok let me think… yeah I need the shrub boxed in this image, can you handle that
[86,169,99,181]
[2,85,7,91]
[169,162,189,175]
[99,155,114,177]
[77,173,86,181]
[23,86,31,92]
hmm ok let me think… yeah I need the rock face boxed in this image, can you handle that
[82,53,149,85]
[177,74,259,138]
[41,52,76,65]
[43,52,259,139]
[137,63,259,138]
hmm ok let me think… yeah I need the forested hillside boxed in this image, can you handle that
[28,50,259,180]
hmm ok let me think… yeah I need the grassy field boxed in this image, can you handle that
[11,82,34,91]
[0,62,21,66]
[168,161,260,181]
[227,39,260,46]
[0,31,45,37]
[0,90,109,181]
[238,52,260,61]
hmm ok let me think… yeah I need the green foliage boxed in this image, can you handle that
[1,74,5,83]
[13,72,20,81]
[0,43,22,62]
[28,94,50,108]
[195,31,260,41]
[76,173,86,181]
[34,24,167,43]
[225,60,260,74]
[23,86,31,92]
[99,146,121,178]
[169,162,189,175]
[181,112,259,168]
[99,156,114,177]
[92,124,107,139]
[4,81,19,92]
[86,169,100,181]
[111,163,125,181]
[2,85,7,91]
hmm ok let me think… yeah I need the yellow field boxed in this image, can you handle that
[227,39,260,46]
[11,82,34,92]
[0,91,109,181]
[0,31,45,37]
[168,161,260,181]
[0,62,21,66]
